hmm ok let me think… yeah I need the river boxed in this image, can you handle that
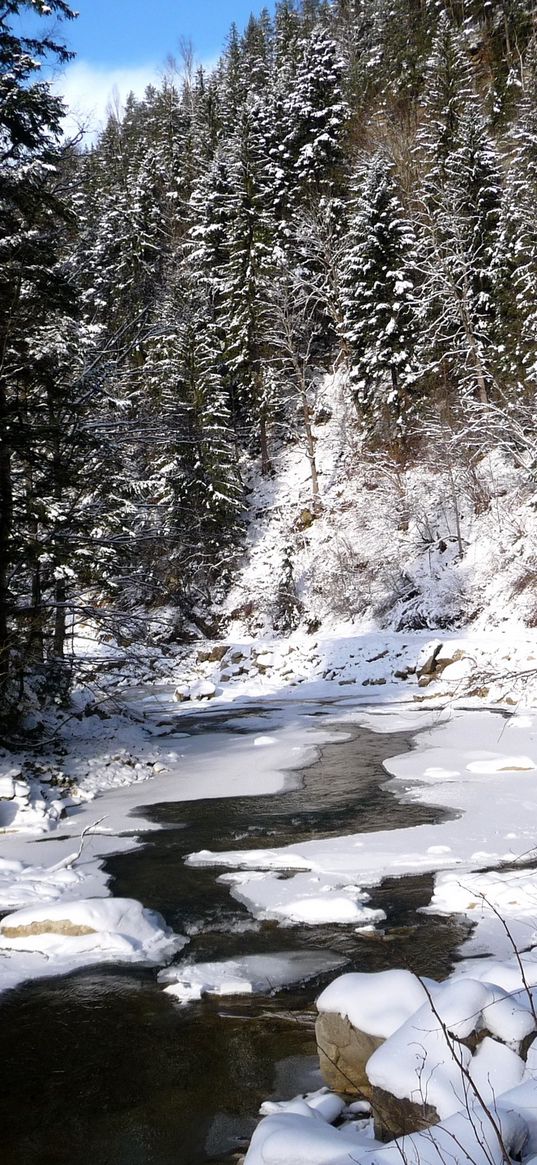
[0,701,468,1165]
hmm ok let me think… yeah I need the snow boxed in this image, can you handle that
[244,1105,380,1165]
[316,970,438,1039]
[243,1093,528,1165]
[158,950,346,1004]
[426,868,537,957]
[219,869,386,926]
[185,706,537,952]
[0,897,185,993]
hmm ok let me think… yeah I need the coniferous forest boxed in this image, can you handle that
[2,0,537,717]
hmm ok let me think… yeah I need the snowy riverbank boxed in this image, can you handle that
[0,643,536,991]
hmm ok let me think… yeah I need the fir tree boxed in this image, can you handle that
[341,151,422,438]
[0,0,79,699]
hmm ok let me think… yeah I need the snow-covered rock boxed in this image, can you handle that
[0,897,186,992]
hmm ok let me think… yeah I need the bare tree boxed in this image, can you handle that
[264,266,323,514]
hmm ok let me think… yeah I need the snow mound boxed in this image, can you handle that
[0,897,186,992]
[316,970,439,1039]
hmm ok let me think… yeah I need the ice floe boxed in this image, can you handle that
[159,950,346,1003]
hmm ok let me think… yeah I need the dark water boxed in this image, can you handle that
[0,704,468,1165]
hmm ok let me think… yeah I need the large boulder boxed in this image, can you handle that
[315,968,431,1099]
[197,644,228,664]
[315,1010,383,1096]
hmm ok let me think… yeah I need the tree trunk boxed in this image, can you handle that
[28,558,44,665]
[302,393,321,513]
[53,577,66,658]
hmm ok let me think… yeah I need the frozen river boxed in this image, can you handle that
[0,700,466,1165]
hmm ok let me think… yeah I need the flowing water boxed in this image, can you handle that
[0,702,468,1165]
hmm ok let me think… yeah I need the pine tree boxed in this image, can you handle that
[214,100,276,473]
[341,150,422,438]
[493,39,537,395]
[415,16,502,404]
[277,23,349,215]
[0,0,79,700]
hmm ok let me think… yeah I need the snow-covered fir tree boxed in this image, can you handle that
[341,151,421,438]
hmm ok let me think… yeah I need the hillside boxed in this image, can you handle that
[3,0,537,720]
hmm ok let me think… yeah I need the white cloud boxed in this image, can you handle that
[52,60,161,143]
[53,54,219,145]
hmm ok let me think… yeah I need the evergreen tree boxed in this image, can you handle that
[277,24,349,215]
[416,16,502,404]
[341,151,422,438]
[493,39,537,394]
[214,101,276,472]
[0,0,79,700]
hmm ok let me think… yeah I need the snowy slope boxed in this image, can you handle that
[223,370,537,640]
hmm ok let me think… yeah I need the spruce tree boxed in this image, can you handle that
[341,150,422,439]
[0,0,79,699]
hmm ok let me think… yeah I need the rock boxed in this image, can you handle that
[1,919,96,939]
[416,642,443,678]
[230,650,246,665]
[371,1085,439,1141]
[174,685,191,702]
[315,1011,384,1096]
[255,652,275,673]
[197,644,228,664]
[438,657,472,682]
[0,775,16,799]
[294,508,315,531]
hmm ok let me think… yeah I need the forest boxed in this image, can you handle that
[2,0,537,719]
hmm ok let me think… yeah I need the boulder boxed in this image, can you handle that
[174,685,191,702]
[315,1011,384,1096]
[197,644,228,664]
[371,1085,439,1141]
[190,680,217,700]
[256,652,275,672]
[416,641,443,679]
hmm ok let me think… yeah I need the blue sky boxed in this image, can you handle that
[28,0,275,138]
[59,0,274,68]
